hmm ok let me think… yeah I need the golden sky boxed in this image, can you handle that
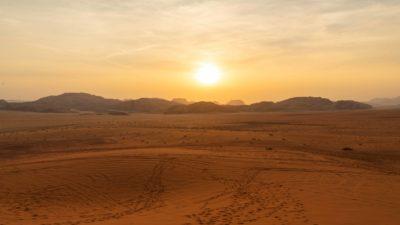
[0,0,399,103]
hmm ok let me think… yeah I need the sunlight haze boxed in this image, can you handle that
[1,2,400,225]
[0,0,399,102]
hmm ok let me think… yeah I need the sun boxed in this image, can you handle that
[195,62,221,85]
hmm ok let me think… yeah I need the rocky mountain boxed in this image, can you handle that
[6,93,120,112]
[116,98,179,113]
[171,98,191,105]
[227,100,245,106]
[166,102,223,114]
[248,101,275,111]
[3,93,179,113]
[368,97,400,107]
[334,100,372,110]
[166,97,372,114]
[249,97,371,112]
[0,93,373,114]
[0,99,9,109]
[273,97,334,111]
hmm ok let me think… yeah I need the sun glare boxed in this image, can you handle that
[195,62,221,85]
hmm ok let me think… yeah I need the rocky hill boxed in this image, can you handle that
[368,97,400,108]
[3,93,178,113]
[0,99,9,109]
[6,93,120,112]
[227,100,245,106]
[0,93,372,114]
[334,100,372,110]
[166,97,372,114]
[116,98,179,113]
[171,98,191,105]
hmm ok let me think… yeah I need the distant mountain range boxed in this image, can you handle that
[171,98,192,105]
[0,93,372,114]
[0,93,179,113]
[367,97,400,108]
[226,100,245,106]
[166,97,371,114]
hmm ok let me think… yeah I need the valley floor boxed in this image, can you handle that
[0,110,400,225]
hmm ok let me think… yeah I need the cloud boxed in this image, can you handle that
[1,0,399,70]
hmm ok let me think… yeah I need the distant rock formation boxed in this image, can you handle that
[227,100,245,106]
[0,99,9,109]
[166,97,372,114]
[246,97,334,112]
[334,100,372,110]
[368,97,400,108]
[166,102,222,114]
[172,98,191,105]
[6,93,120,112]
[248,101,275,111]
[247,97,371,112]
[2,93,179,113]
[0,93,372,114]
[273,97,333,111]
[270,97,372,111]
[116,98,179,113]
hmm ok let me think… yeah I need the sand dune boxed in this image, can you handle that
[0,110,400,225]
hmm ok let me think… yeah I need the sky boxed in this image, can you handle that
[0,0,399,103]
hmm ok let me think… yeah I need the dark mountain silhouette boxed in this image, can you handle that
[165,102,226,114]
[172,98,191,105]
[248,101,275,111]
[0,99,9,109]
[165,101,244,114]
[334,100,372,110]
[6,93,120,112]
[227,100,245,106]
[116,98,179,113]
[368,97,400,108]
[166,97,372,114]
[273,97,333,111]
[247,98,370,112]
[247,97,334,112]
[3,93,178,113]
[0,93,372,114]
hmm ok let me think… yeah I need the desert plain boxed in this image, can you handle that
[0,109,400,225]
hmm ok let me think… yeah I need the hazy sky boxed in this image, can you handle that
[1,0,399,103]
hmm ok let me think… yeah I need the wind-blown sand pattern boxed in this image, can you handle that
[1,110,400,225]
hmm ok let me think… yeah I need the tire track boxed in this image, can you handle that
[0,157,175,225]
[184,168,311,225]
